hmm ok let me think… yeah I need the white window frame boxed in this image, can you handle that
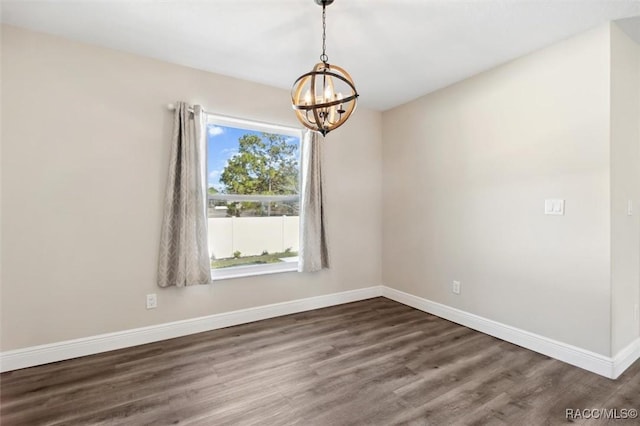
[205,113,302,281]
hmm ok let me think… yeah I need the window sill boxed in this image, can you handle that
[211,260,299,281]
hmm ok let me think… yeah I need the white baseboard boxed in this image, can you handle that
[0,286,382,372]
[613,337,640,379]
[381,286,639,379]
[4,285,638,379]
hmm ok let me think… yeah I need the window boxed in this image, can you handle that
[206,114,302,280]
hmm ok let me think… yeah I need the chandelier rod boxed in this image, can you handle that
[321,3,328,63]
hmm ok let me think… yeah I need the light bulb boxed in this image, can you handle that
[324,85,333,102]
[304,89,312,105]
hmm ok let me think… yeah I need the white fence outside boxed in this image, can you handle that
[208,216,299,259]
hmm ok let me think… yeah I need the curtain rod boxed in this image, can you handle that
[166,103,302,133]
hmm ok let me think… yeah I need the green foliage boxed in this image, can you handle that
[226,202,242,217]
[220,133,298,216]
[233,250,242,259]
[261,250,269,256]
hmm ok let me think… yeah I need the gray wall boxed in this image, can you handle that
[382,24,622,356]
[0,25,383,351]
[610,23,640,354]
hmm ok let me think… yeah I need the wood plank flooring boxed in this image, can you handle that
[1,297,639,425]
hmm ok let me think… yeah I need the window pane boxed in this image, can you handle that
[206,118,301,272]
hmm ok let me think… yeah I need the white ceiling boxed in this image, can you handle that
[1,0,639,111]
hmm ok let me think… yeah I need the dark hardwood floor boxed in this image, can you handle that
[1,297,638,425]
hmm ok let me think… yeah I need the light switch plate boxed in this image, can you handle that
[544,199,564,215]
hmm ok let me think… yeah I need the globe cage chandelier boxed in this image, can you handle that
[291,0,359,137]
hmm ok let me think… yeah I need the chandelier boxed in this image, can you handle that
[291,0,358,137]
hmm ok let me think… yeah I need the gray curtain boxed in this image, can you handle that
[158,102,212,287]
[299,130,329,272]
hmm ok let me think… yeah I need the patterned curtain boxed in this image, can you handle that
[157,102,212,287]
[298,130,329,272]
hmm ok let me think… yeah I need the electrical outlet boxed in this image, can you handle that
[452,281,461,295]
[146,293,157,310]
